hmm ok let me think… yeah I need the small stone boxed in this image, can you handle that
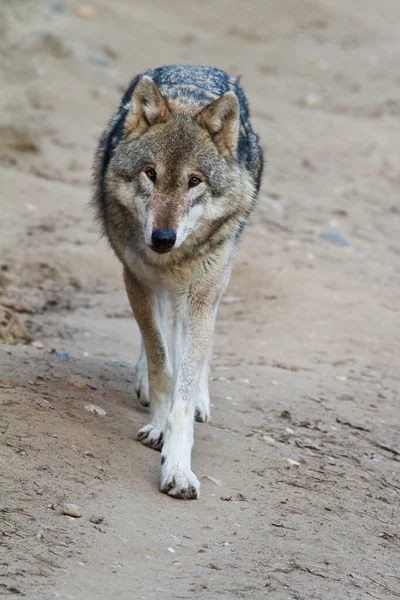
[49,1,65,12]
[303,92,324,107]
[263,436,275,445]
[203,524,214,530]
[71,380,86,391]
[285,458,300,468]
[203,475,221,486]
[55,351,70,360]
[89,515,104,524]
[85,404,106,416]
[320,231,350,247]
[63,504,82,518]
[90,53,111,66]
[75,5,96,18]
[172,560,183,567]
[31,341,44,349]
[167,547,175,553]
[222,296,242,304]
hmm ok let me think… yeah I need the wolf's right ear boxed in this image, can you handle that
[125,76,170,138]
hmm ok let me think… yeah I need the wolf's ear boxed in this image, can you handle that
[198,92,240,157]
[125,76,169,138]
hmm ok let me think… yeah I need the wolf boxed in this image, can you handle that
[93,65,263,499]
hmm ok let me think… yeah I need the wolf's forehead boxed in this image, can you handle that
[144,118,211,165]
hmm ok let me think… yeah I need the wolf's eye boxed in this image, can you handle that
[145,168,157,182]
[188,176,201,188]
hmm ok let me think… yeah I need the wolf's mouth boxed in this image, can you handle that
[150,246,174,255]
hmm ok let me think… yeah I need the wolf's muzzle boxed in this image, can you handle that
[151,229,176,253]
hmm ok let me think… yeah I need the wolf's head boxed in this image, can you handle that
[107,76,250,257]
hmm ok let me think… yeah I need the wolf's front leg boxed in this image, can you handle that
[132,291,168,408]
[124,268,171,450]
[160,290,217,499]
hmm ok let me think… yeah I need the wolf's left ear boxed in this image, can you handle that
[125,76,170,138]
[198,91,240,157]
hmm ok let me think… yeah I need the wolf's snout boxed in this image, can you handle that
[151,229,176,253]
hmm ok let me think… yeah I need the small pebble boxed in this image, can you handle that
[320,231,350,247]
[203,475,221,486]
[31,341,44,350]
[167,547,175,553]
[303,92,324,107]
[89,515,104,524]
[222,296,241,304]
[85,404,106,416]
[75,5,96,18]
[285,458,300,468]
[56,351,70,360]
[172,560,183,567]
[203,524,214,530]
[263,436,275,445]
[71,380,86,391]
[63,504,81,518]
[49,1,65,12]
[90,53,111,66]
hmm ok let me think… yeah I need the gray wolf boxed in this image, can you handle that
[93,65,263,499]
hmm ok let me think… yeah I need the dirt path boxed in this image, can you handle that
[1,1,399,598]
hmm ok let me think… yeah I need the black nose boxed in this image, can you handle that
[151,229,176,253]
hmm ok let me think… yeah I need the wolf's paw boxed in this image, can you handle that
[137,424,163,450]
[160,464,200,499]
[195,394,211,423]
[133,361,149,407]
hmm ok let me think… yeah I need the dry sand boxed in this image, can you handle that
[1,1,399,598]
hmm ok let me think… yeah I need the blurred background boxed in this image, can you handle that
[1,1,399,599]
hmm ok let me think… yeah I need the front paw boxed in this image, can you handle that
[160,463,200,499]
[137,424,163,450]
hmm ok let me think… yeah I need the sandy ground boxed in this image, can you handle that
[1,1,400,598]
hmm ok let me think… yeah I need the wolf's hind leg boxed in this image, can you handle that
[133,341,149,406]
[194,270,229,423]
[195,346,212,422]
[124,268,171,451]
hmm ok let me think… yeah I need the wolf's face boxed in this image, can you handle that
[109,77,242,255]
